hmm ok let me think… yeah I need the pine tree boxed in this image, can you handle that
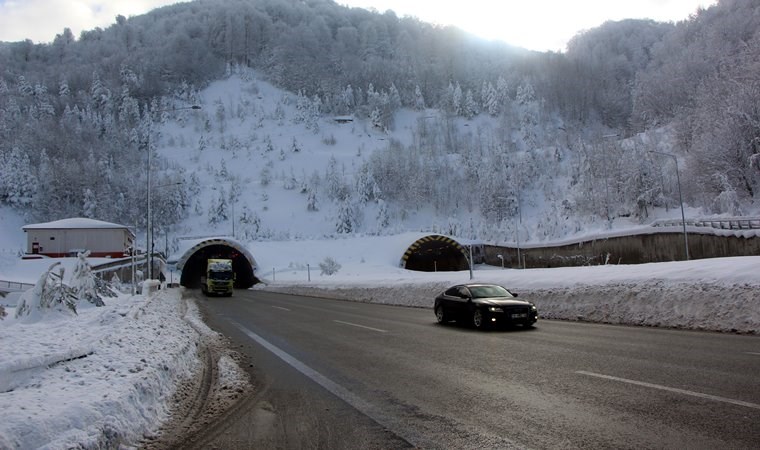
[238,205,261,240]
[463,89,477,119]
[82,188,97,218]
[376,200,390,230]
[307,188,319,211]
[414,85,426,110]
[335,197,355,233]
[208,189,229,224]
[0,147,36,207]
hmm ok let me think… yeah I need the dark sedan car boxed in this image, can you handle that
[434,284,538,329]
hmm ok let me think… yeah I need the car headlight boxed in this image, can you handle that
[488,306,502,312]
[530,304,537,311]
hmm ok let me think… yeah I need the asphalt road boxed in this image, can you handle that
[189,289,760,449]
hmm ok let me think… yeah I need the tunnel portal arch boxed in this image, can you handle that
[400,235,469,272]
[176,238,258,289]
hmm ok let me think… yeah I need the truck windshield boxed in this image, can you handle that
[209,271,233,280]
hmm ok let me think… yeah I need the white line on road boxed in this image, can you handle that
[271,306,291,311]
[576,371,760,410]
[230,321,421,447]
[333,320,388,333]
[745,352,760,356]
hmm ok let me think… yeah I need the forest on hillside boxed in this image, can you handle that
[0,0,758,238]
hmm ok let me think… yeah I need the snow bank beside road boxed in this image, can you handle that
[258,257,760,334]
[260,281,760,333]
[0,289,206,449]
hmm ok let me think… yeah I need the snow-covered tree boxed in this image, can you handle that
[70,251,106,307]
[318,256,341,275]
[0,147,36,207]
[414,85,426,110]
[82,188,97,218]
[208,189,229,224]
[238,205,261,240]
[15,263,77,322]
[335,197,356,233]
[307,188,319,211]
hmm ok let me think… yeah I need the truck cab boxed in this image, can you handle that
[201,258,235,296]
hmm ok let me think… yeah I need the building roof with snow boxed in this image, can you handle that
[22,218,132,232]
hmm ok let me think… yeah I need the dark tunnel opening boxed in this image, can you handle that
[180,244,257,289]
[405,240,469,272]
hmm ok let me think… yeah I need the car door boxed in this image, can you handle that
[451,286,472,316]
[440,286,463,316]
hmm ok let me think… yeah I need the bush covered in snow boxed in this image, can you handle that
[15,262,78,322]
[318,257,341,276]
[14,255,117,322]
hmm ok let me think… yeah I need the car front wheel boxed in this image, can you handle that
[435,306,448,324]
[472,308,486,329]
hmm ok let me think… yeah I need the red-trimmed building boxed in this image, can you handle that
[23,218,135,258]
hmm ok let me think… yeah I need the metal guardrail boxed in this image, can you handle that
[652,217,760,231]
[91,254,148,274]
[0,279,35,292]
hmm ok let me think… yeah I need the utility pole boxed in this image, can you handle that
[648,151,690,261]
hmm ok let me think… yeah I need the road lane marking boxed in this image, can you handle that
[333,320,388,333]
[271,306,291,311]
[230,321,419,447]
[576,371,760,410]
[746,352,760,356]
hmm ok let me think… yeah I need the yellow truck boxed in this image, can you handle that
[201,258,234,296]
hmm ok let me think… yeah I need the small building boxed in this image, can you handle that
[22,218,135,258]
[333,115,354,124]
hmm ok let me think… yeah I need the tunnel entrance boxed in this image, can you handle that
[401,235,469,272]
[177,238,258,289]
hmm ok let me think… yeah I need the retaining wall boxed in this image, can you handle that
[484,231,760,268]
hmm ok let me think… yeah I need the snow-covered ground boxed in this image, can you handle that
[1,232,759,448]
[0,286,248,449]
[250,234,760,334]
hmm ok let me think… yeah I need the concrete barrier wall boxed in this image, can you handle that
[484,231,760,268]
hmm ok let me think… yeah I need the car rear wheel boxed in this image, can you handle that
[472,308,486,329]
[435,306,448,324]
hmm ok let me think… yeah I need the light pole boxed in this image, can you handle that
[648,151,690,261]
[497,194,522,269]
[146,105,201,279]
[152,181,184,277]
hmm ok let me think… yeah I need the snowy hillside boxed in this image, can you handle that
[152,67,721,256]
[158,70,412,242]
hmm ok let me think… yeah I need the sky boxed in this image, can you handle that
[0,0,717,52]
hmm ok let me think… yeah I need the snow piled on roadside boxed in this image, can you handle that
[0,289,204,449]
[257,256,760,334]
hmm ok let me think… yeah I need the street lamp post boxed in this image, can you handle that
[648,151,690,261]
[151,181,184,278]
[497,194,523,269]
[146,105,201,280]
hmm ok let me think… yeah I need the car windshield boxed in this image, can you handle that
[469,285,512,298]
